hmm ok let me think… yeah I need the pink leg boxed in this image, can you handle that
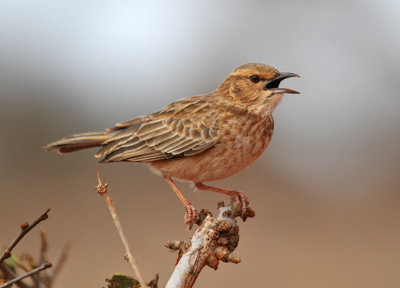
[194,182,250,216]
[163,175,199,230]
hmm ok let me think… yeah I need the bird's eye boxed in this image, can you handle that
[250,75,260,83]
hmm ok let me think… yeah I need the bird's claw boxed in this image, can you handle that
[228,191,250,217]
[184,201,199,230]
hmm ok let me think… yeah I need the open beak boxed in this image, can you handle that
[265,72,300,94]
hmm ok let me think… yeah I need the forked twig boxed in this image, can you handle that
[95,168,146,288]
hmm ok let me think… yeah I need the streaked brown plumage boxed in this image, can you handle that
[45,63,299,229]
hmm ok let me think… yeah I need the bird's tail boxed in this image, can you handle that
[44,132,110,154]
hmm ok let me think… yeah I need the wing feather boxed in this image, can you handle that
[97,97,219,162]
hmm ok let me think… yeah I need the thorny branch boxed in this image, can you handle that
[95,168,147,288]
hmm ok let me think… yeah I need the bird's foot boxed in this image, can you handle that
[228,191,250,216]
[184,201,199,230]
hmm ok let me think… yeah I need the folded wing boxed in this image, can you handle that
[96,97,220,162]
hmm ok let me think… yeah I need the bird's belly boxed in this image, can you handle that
[149,118,273,182]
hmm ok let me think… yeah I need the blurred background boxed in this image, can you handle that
[1,1,399,287]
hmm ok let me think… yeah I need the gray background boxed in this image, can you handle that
[1,1,399,287]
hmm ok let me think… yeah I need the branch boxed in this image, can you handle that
[165,201,255,288]
[0,209,50,264]
[49,243,70,280]
[0,262,52,288]
[39,230,48,265]
[40,236,70,287]
[95,168,147,288]
[0,263,30,288]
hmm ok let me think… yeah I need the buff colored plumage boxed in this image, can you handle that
[45,63,299,229]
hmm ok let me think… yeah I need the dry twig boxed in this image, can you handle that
[0,262,52,288]
[50,243,70,281]
[95,168,146,288]
[0,209,50,264]
[0,264,29,288]
[1,208,69,288]
[37,233,70,287]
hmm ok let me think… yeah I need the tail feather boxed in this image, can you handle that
[44,132,110,154]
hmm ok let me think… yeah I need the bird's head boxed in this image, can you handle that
[217,63,299,115]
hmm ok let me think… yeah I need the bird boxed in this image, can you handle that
[45,63,299,229]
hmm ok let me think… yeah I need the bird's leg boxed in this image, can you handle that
[163,175,199,230]
[194,182,250,216]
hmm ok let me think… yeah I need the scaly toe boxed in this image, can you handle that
[184,201,199,230]
[229,191,250,216]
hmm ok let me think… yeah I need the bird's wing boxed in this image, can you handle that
[96,97,220,162]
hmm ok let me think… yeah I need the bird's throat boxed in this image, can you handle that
[247,93,283,116]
